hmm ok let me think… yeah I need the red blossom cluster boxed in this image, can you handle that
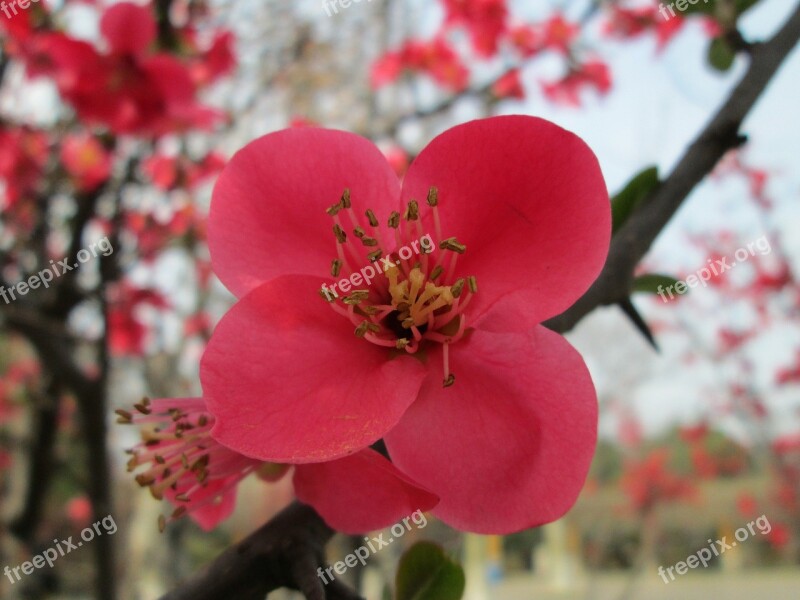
[124,202,208,261]
[1,1,234,136]
[777,351,800,386]
[603,4,687,51]
[61,133,114,193]
[621,449,696,513]
[734,434,800,550]
[371,0,721,107]
[142,151,226,191]
[0,126,48,210]
[371,37,470,91]
[371,4,612,105]
[679,425,749,479]
[106,283,171,357]
[441,0,508,56]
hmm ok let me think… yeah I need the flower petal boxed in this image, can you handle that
[384,325,598,534]
[401,115,610,329]
[294,449,439,534]
[100,2,157,57]
[165,478,237,532]
[209,128,401,298]
[201,275,427,464]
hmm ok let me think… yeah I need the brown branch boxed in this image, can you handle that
[544,1,800,334]
[7,381,61,543]
[159,3,800,599]
[158,502,362,600]
[1,306,117,600]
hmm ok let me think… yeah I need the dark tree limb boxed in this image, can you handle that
[544,1,800,334]
[2,306,117,600]
[157,502,360,600]
[159,4,800,599]
[7,381,61,543]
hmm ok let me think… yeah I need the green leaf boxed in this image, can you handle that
[708,36,736,71]
[632,274,680,295]
[680,2,716,16]
[735,0,762,16]
[681,0,761,18]
[611,166,659,234]
[396,542,465,600]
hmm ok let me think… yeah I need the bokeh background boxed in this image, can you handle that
[1,0,799,598]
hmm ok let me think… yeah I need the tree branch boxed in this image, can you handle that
[157,502,357,600]
[7,381,61,543]
[544,1,800,333]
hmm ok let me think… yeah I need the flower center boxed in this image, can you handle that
[320,187,476,387]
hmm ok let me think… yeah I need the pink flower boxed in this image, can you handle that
[25,3,224,136]
[621,450,696,513]
[539,14,580,54]
[765,522,791,548]
[201,116,609,533]
[123,398,437,532]
[185,30,236,87]
[736,492,758,518]
[61,133,113,192]
[142,151,226,191]
[107,283,170,356]
[508,14,579,58]
[371,38,469,91]
[603,5,686,51]
[381,144,410,178]
[509,24,541,57]
[66,496,93,527]
[0,126,49,209]
[442,0,509,57]
[492,69,525,99]
[542,60,612,106]
[777,351,800,385]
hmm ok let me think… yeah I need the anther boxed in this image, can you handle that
[468,276,478,293]
[353,226,365,239]
[388,211,400,228]
[440,237,466,254]
[115,409,133,424]
[404,200,419,221]
[367,249,383,262]
[426,187,439,207]
[450,278,465,298]
[360,236,378,247]
[331,259,342,277]
[365,209,379,227]
[443,374,456,388]
[343,291,370,305]
[355,321,381,338]
[429,265,444,281]
[333,224,347,243]
[341,188,351,208]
